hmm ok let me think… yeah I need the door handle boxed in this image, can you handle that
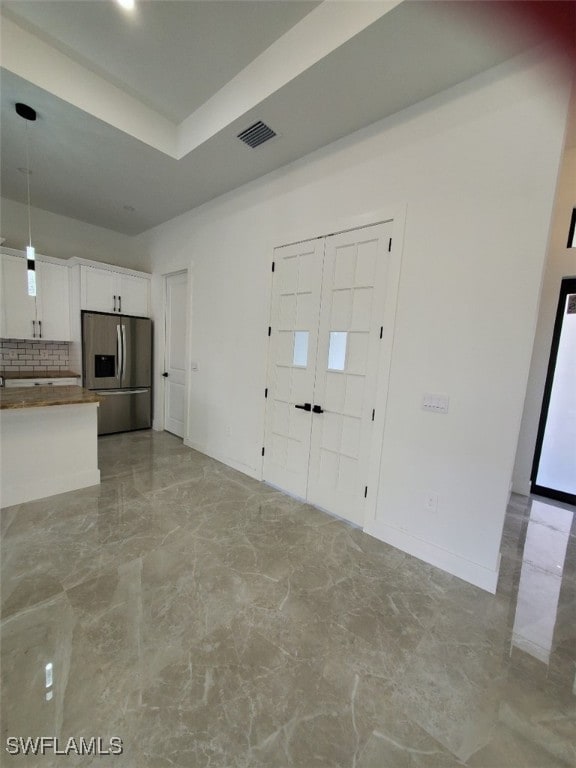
[113,295,117,312]
[294,402,311,411]
[32,319,36,338]
[96,389,148,396]
[312,405,324,414]
[162,372,169,378]
[119,295,122,313]
[38,320,42,339]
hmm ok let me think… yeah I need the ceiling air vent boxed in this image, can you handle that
[237,121,277,149]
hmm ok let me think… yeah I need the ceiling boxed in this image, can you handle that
[1,1,321,123]
[0,1,573,236]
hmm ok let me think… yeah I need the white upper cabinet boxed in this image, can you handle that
[117,273,150,317]
[80,266,117,313]
[36,261,71,341]
[0,254,70,341]
[0,254,37,339]
[0,252,150,342]
[80,265,150,317]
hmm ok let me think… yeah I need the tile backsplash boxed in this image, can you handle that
[0,339,71,372]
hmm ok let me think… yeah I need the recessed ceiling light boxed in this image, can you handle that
[117,0,135,11]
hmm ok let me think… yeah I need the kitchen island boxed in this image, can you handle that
[0,386,101,508]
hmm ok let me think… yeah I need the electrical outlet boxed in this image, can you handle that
[425,492,438,512]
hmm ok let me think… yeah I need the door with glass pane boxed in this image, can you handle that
[264,222,393,525]
[263,238,324,498]
[307,224,391,524]
[531,278,576,505]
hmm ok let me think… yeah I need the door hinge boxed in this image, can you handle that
[268,326,271,336]
[379,327,383,339]
[271,261,275,272]
[265,387,268,399]
[262,447,265,457]
[371,409,375,421]
[388,238,392,252]
[364,486,368,498]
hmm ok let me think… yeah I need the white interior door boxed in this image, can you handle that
[307,223,392,525]
[263,222,393,527]
[164,271,188,438]
[263,239,324,499]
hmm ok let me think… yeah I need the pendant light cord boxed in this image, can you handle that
[25,120,33,248]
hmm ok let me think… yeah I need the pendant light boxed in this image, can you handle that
[15,102,37,297]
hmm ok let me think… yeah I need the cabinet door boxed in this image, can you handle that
[0,254,37,339]
[117,273,149,317]
[81,266,117,313]
[37,261,71,341]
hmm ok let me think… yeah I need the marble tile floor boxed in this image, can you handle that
[1,430,574,767]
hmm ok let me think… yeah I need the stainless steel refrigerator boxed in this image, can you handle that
[82,311,152,435]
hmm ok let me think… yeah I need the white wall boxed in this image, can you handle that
[139,51,571,592]
[0,197,142,270]
[513,129,576,495]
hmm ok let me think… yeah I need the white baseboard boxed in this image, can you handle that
[364,520,500,593]
[183,438,260,481]
[1,469,101,509]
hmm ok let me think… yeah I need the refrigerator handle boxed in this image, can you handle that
[122,324,127,379]
[95,389,149,396]
[117,324,123,379]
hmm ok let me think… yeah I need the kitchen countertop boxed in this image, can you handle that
[0,370,81,379]
[0,385,100,410]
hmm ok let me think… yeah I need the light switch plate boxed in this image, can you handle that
[422,393,449,413]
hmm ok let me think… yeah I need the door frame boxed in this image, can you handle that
[530,276,576,505]
[155,269,191,437]
[262,205,405,527]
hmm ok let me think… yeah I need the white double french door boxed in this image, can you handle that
[263,222,393,526]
